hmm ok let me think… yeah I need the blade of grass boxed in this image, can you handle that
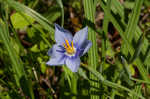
[99,0,134,54]
[98,0,150,85]
[132,85,142,99]
[63,66,77,99]
[56,0,64,27]
[19,12,52,47]
[101,0,111,73]
[83,0,99,98]
[121,56,150,84]
[3,0,55,39]
[125,0,143,43]
[108,0,150,66]
[2,0,54,46]
[111,0,124,19]
[110,0,149,63]
[130,32,145,63]
[108,0,150,83]
[122,0,144,55]
[0,22,34,99]
[81,63,145,99]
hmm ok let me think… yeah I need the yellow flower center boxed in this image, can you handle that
[63,39,75,55]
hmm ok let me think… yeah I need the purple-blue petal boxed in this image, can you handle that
[79,40,92,56]
[46,55,66,66]
[55,24,73,44]
[47,44,66,66]
[65,57,80,72]
[73,26,88,47]
[48,44,65,57]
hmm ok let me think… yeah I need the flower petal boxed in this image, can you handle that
[79,40,92,56]
[48,44,65,57]
[73,26,88,47]
[65,57,80,72]
[47,44,66,66]
[46,55,66,66]
[55,24,73,44]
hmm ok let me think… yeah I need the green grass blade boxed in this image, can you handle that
[110,0,149,65]
[56,0,64,27]
[98,0,150,84]
[122,0,143,55]
[121,56,150,84]
[101,0,110,72]
[81,64,145,99]
[121,56,132,77]
[63,66,77,99]
[83,0,99,98]
[125,0,143,43]
[107,0,150,83]
[0,22,34,99]
[132,85,142,99]
[130,32,145,63]
[111,0,124,19]
[3,0,54,37]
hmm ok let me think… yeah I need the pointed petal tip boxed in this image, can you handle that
[46,61,51,66]
[73,26,89,47]
[85,26,88,29]
[82,26,88,32]
[72,68,78,72]
[66,57,80,72]
[54,23,60,29]
[89,40,92,46]
[67,66,79,72]
[54,23,73,44]
[54,23,58,26]
[47,48,52,56]
[79,40,92,56]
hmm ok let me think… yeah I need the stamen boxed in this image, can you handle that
[63,43,67,49]
[65,39,71,49]
[71,41,74,48]
[63,39,75,55]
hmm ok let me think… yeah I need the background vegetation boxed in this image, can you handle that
[0,0,150,99]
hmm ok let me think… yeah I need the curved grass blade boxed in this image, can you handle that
[98,0,150,86]
[121,56,150,84]
[132,85,142,99]
[3,0,54,38]
[122,0,144,55]
[0,22,34,99]
[111,0,124,19]
[125,0,144,43]
[130,32,145,63]
[81,63,145,99]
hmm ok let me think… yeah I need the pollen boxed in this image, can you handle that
[63,39,75,55]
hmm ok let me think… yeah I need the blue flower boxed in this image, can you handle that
[46,24,92,72]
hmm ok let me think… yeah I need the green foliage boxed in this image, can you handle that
[83,0,99,98]
[0,21,34,99]
[10,12,35,29]
[0,0,150,98]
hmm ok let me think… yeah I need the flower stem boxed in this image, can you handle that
[71,74,77,99]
